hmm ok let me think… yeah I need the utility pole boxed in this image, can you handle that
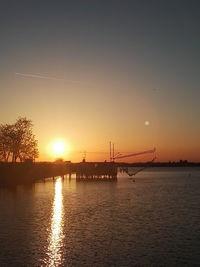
[109,141,112,162]
[112,143,115,162]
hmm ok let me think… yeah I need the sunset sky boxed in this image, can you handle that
[0,1,200,162]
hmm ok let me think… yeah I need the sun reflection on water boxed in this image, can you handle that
[46,178,64,266]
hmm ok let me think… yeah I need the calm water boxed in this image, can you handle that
[0,168,200,266]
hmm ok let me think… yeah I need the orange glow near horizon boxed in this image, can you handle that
[1,65,199,163]
[37,140,200,163]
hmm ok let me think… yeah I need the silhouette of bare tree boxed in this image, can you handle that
[0,117,38,162]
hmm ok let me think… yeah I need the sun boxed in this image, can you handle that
[51,141,66,156]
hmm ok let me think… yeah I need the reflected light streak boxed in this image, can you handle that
[46,178,64,266]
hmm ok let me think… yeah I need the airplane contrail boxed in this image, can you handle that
[15,72,80,83]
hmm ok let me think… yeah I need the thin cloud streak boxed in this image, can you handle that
[15,72,80,83]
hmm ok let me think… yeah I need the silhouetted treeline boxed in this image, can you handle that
[116,161,200,167]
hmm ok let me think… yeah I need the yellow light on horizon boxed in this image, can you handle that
[51,140,68,157]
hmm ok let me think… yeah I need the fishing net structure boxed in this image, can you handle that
[120,159,156,177]
[115,148,156,177]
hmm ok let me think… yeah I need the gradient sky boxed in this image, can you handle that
[0,0,200,162]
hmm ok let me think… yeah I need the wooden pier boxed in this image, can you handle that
[0,161,117,185]
[0,162,69,186]
[72,162,117,181]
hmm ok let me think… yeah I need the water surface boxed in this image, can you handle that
[0,168,200,266]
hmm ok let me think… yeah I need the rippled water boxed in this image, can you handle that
[0,167,200,266]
